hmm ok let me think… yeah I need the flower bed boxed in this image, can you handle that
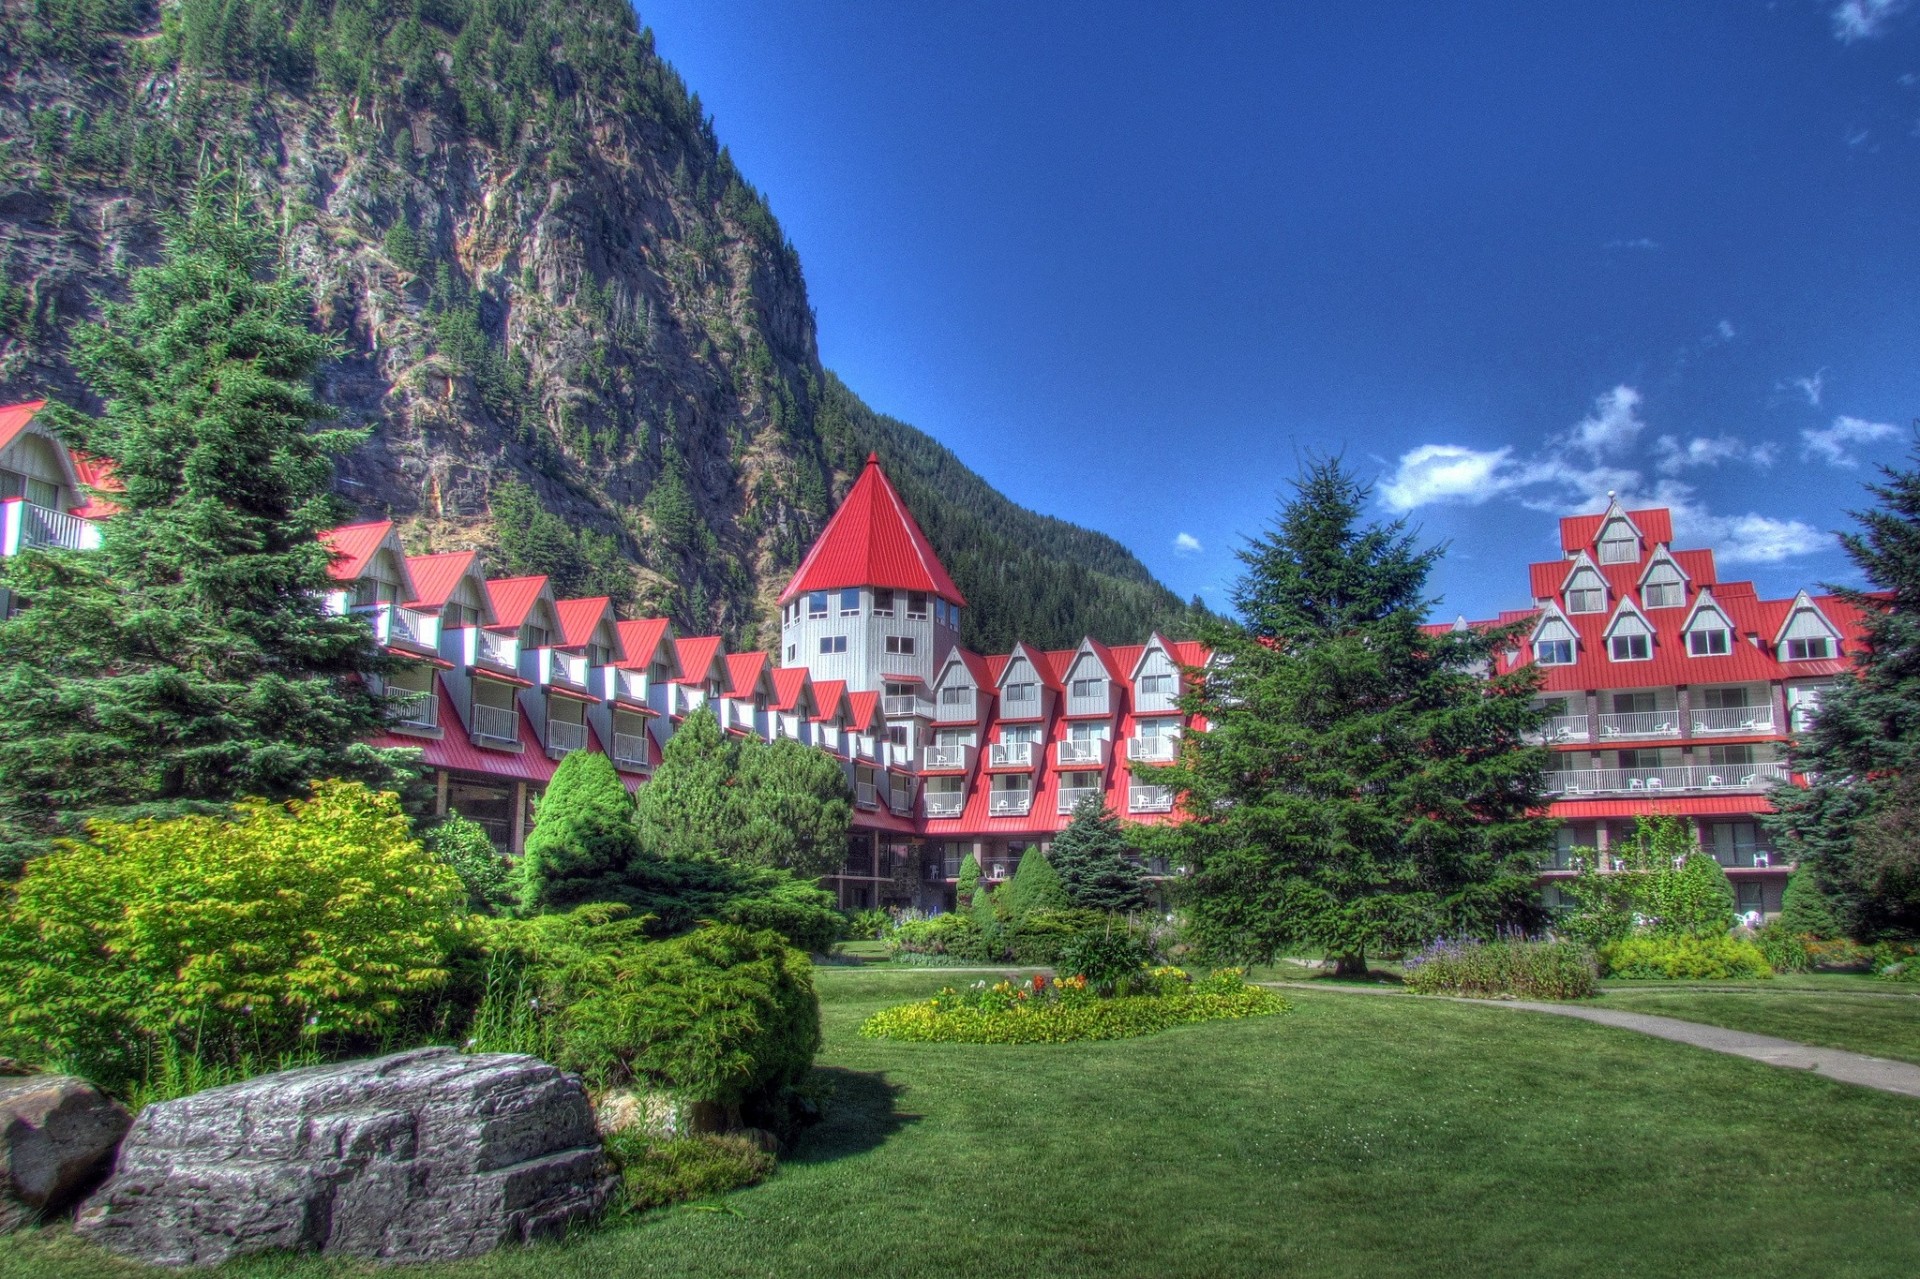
[1403,939,1597,1000]
[858,968,1289,1045]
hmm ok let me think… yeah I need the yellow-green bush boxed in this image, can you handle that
[859,971,1289,1045]
[0,781,465,1092]
[1598,934,1772,981]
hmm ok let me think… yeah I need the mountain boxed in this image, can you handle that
[0,0,1202,649]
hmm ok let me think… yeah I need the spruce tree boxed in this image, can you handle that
[633,706,745,861]
[1766,437,1920,938]
[1000,846,1071,920]
[1778,870,1843,939]
[515,750,642,912]
[956,850,981,903]
[0,194,410,870]
[1049,797,1150,914]
[1157,456,1552,972]
[733,736,854,877]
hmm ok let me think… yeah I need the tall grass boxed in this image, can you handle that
[1403,938,1597,1000]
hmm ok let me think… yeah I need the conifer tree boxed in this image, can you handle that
[1777,869,1843,939]
[633,706,745,861]
[1049,797,1150,914]
[1767,440,1920,937]
[0,193,410,871]
[956,850,981,903]
[1000,846,1071,920]
[515,750,642,913]
[1157,456,1552,972]
[733,736,854,878]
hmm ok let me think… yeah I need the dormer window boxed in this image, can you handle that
[1687,629,1730,657]
[1139,673,1175,695]
[1004,681,1038,706]
[521,623,551,649]
[940,683,973,706]
[1567,586,1604,613]
[1610,634,1650,661]
[1786,636,1833,661]
[351,576,402,608]
[1071,678,1102,698]
[1643,575,1683,609]
[1598,522,1638,564]
[444,602,479,628]
[587,642,612,667]
[1536,639,1574,665]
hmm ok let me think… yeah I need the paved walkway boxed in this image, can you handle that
[1267,981,1920,1098]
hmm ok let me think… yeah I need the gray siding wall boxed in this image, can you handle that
[781,587,960,692]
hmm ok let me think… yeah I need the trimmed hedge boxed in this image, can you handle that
[1599,934,1773,980]
[1403,939,1596,1000]
[859,970,1289,1044]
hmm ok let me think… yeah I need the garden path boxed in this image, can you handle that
[1266,982,1920,1099]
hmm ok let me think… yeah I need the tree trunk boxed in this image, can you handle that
[1332,953,1368,977]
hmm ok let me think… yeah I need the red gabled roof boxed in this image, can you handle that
[405,551,483,612]
[0,400,121,518]
[1559,507,1674,554]
[847,690,880,732]
[778,454,965,605]
[484,576,550,631]
[672,636,724,685]
[771,666,812,713]
[725,651,769,699]
[554,597,615,652]
[0,400,47,454]
[615,618,674,671]
[810,678,849,723]
[320,521,396,583]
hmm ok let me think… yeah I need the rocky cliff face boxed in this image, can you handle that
[0,0,1193,647]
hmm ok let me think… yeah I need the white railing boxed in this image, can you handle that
[988,788,1033,816]
[612,732,651,771]
[883,694,935,719]
[856,782,879,809]
[475,630,517,668]
[19,503,102,553]
[388,689,438,731]
[988,740,1036,768]
[924,791,966,817]
[922,744,972,771]
[1690,706,1775,735]
[1128,735,1179,763]
[471,703,519,743]
[1546,762,1788,796]
[1524,714,1590,744]
[1057,786,1103,814]
[544,718,587,756]
[1129,784,1175,813]
[889,786,914,815]
[1596,710,1681,739]
[1055,738,1109,767]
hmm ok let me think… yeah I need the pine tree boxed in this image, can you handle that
[956,850,981,903]
[0,193,410,871]
[1157,456,1552,972]
[1778,869,1843,939]
[1766,438,1920,938]
[633,706,746,861]
[733,736,854,878]
[999,846,1071,920]
[514,750,642,912]
[1049,797,1150,914]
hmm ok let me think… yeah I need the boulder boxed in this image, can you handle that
[0,1075,132,1232]
[76,1048,609,1266]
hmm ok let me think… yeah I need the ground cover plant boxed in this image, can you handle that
[860,967,1289,1044]
[602,1130,777,1214]
[1402,938,1596,999]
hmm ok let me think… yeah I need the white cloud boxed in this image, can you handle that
[1833,0,1907,42]
[1716,319,1736,342]
[1652,434,1761,474]
[1785,369,1826,408]
[1567,385,1645,457]
[1801,415,1901,467]
[1379,444,1516,510]
[1605,238,1661,250]
[1652,483,1830,564]
[1173,532,1203,554]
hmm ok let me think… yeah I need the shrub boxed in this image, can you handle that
[515,751,642,913]
[427,812,514,914]
[1778,870,1844,940]
[1650,852,1736,937]
[1057,927,1158,995]
[1598,934,1773,981]
[889,913,989,961]
[844,908,893,941]
[603,1130,775,1213]
[859,970,1289,1045]
[999,847,1071,920]
[1007,908,1119,966]
[1874,941,1920,982]
[1403,939,1597,1000]
[0,782,465,1093]
[1751,925,1810,974]
[1806,937,1875,971]
[1049,799,1151,914]
[956,852,981,902]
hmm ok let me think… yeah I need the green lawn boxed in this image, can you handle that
[1595,984,1920,1065]
[6,967,1920,1279]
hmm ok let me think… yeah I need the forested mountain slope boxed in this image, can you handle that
[0,0,1200,649]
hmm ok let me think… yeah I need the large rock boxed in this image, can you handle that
[76,1048,609,1266]
[0,1075,131,1232]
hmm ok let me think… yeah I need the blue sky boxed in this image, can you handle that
[638,0,1920,621]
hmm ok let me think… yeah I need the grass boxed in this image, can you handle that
[5,968,1920,1278]
[1596,985,1920,1065]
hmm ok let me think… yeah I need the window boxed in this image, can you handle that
[1786,636,1832,661]
[874,588,895,617]
[839,588,860,616]
[1702,686,1750,710]
[1736,881,1766,918]
[786,644,796,662]
[1139,673,1175,695]
[1599,529,1637,563]
[907,592,928,619]
[1612,691,1654,714]
[1643,575,1683,609]
[887,724,909,746]
[940,684,973,706]
[0,470,59,509]
[808,591,828,619]
[1706,744,1755,766]
[521,624,551,649]
[885,635,916,656]
[1003,681,1038,705]
[1536,639,1574,665]
[1610,633,1650,661]
[1688,628,1730,656]
[819,635,847,654]
[443,602,479,628]
[1567,588,1604,614]
[586,643,612,667]
[1070,677,1103,699]
[1001,724,1042,744]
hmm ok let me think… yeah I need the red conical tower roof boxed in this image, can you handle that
[779,454,966,605]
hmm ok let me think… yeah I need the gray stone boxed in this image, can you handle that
[75,1047,609,1266]
[0,1075,132,1232]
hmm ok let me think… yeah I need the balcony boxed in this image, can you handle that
[1691,706,1776,736]
[1055,738,1110,768]
[536,648,590,692]
[889,785,914,815]
[355,603,437,651]
[1596,710,1681,740]
[1057,785,1103,814]
[1128,735,1180,763]
[0,500,102,556]
[1524,714,1591,745]
[924,790,966,818]
[883,693,935,719]
[988,787,1034,817]
[544,718,587,758]
[856,782,880,810]
[1129,783,1176,814]
[388,689,438,733]
[1545,762,1788,796]
[470,703,519,745]
[922,743,974,772]
[988,740,1037,769]
[472,629,518,670]
[611,731,652,773]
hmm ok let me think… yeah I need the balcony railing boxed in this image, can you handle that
[1128,735,1180,763]
[1545,762,1787,796]
[988,740,1036,768]
[471,703,519,744]
[1129,784,1176,814]
[1690,706,1775,735]
[1524,714,1591,744]
[474,630,517,669]
[988,788,1034,816]
[883,694,935,719]
[388,689,438,731]
[924,791,966,818]
[889,787,914,815]
[1055,738,1109,768]
[1,501,102,555]
[544,718,587,757]
[922,744,973,771]
[1596,710,1680,739]
[612,732,652,772]
[855,782,880,809]
[1057,785,1103,814]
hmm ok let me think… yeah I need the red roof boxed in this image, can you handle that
[69,453,119,518]
[320,521,396,583]
[365,682,556,784]
[810,678,849,723]
[405,551,485,612]
[771,666,812,713]
[484,576,550,631]
[1550,794,1776,819]
[615,618,674,671]
[0,400,46,454]
[778,455,965,605]
[672,636,724,685]
[847,690,880,732]
[554,597,615,652]
[1559,507,1674,553]
[726,651,769,700]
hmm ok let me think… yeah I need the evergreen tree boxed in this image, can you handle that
[1778,869,1844,939]
[733,736,854,878]
[1157,456,1552,972]
[0,194,410,871]
[515,750,642,912]
[1766,438,1920,938]
[956,850,981,903]
[999,846,1071,920]
[633,706,745,861]
[427,811,514,914]
[1049,797,1150,914]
